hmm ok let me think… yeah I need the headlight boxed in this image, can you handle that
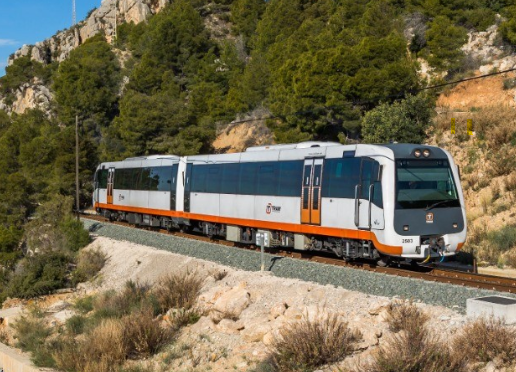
[414,149,421,158]
[423,149,431,157]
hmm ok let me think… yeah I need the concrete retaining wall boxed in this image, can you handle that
[0,343,50,372]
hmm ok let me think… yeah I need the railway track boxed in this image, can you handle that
[83,214,516,295]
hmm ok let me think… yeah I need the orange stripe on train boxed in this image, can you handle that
[94,203,402,255]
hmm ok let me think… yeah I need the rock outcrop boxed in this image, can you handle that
[8,0,172,68]
[0,78,53,116]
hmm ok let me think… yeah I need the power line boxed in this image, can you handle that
[222,66,516,126]
[419,67,516,91]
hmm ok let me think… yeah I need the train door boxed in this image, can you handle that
[301,158,323,225]
[355,158,383,230]
[184,163,192,212]
[170,164,178,211]
[107,167,115,204]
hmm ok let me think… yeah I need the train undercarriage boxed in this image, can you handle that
[99,208,387,263]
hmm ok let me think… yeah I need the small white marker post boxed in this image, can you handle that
[256,232,266,271]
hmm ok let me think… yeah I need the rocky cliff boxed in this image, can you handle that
[2,0,171,116]
[8,0,171,67]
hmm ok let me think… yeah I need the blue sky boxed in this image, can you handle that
[0,0,100,76]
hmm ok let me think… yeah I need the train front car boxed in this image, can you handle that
[375,144,467,264]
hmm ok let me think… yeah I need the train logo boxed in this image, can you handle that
[266,203,281,214]
[426,212,434,223]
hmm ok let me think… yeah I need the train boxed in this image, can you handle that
[92,142,467,265]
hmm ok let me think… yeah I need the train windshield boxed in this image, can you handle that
[396,159,460,209]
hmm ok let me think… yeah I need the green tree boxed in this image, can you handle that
[361,94,433,144]
[424,15,468,71]
[53,34,121,128]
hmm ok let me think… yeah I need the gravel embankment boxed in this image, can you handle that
[82,218,515,311]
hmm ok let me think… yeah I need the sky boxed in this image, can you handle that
[0,0,101,76]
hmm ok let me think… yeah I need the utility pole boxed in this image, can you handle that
[113,0,118,45]
[75,115,80,221]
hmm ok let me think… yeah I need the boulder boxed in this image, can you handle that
[210,285,250,323]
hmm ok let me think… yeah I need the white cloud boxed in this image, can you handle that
[0,39,18,46]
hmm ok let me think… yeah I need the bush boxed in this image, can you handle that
[12,309,55,367]
[93,281,157,319]
[54,318,127,372]
[487,225,516,253]
[385,300,428,333]
[122,307,174,358]
[65,314,88,335]
[73,247,106,284]
[2,251,72,300]
[153,271,204,312]
[361,302,467,372]
[74,294,95,314]
[453,317,516,364]
[269,313,362,372]
[361,94,433,144]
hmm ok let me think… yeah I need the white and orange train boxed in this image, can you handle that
[93,142,467,265]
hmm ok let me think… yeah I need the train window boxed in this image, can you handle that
[258,162,278,195]
[221,163,240,194]
[322,158,361,198]
[149,166,173,192]
[114,168,135,190]
[396,160,459,209]
[278,161,303,196]
[372,162,383,208]
[239,162,258,195]
[191,165,207,192]
[137,168,152,190]
[97,169,108,188]
[206,165,222,193]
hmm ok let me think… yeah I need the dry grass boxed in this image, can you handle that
[94,280,153,318]
[453,317,516,364]
[153,270,204,312]
[385,300,428,333]
[54,318,127,372]
[361,301,467,372]
[269,313,362,372]
[122,307,174,359]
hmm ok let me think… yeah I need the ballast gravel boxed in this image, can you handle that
[82,218,515,311]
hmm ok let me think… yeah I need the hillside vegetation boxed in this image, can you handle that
[0,0,516,292]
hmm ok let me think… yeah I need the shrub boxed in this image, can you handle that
[73,247,107,284]
[385,300,428,333]
[65,314,88,335]
[487,225,516,253]
[86,319,127,371]
[269,313,362,372]
[362,302,467,372]
[74,294,95,314]
[59,217,91,252]
[453,317,516,364]
[12,309,55,367]
[2,251,72,300]
[93,281,155,319]
[361,94,433,144]
[122,307,174,358]
[154,271,204,312]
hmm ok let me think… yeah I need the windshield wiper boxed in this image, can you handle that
[426,199,456,211]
